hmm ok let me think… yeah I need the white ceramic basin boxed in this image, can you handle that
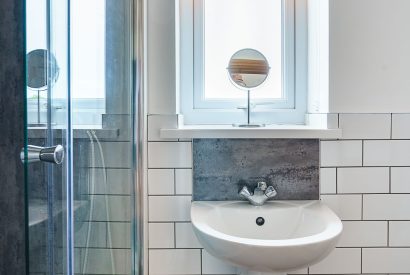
[191,200,342,274]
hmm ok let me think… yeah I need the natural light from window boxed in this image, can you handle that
[203,0,282,100]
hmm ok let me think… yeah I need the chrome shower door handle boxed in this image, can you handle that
[20,145,65,164]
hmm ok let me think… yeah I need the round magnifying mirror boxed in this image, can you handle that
[227,49,270,127]
[227,48,270,90]
[27,49,60,90]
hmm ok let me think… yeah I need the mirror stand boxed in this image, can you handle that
[233,90,265,128]
[227,48,269,128]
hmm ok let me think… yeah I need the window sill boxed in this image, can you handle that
[160,125,342,139]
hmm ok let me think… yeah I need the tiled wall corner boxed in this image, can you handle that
[147,113,410,274]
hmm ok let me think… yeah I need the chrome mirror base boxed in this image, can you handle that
[233,123,266,128]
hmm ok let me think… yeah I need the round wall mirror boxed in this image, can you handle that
[227,48,270,90]
[27,49,60,90]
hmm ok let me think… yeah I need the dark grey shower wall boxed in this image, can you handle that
[103,0,133,141]
[0,0,26,274]
[105,0,132,115]
[193,139,319,201]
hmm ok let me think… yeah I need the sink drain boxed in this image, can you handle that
[256,217,265,226]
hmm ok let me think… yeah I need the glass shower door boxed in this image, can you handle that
[70,1,135,274]
[25,0,137,275]
[24,0,72,274]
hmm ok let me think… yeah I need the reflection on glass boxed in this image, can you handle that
[26,49,60,126]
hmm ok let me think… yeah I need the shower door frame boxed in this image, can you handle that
[132,0,145,274]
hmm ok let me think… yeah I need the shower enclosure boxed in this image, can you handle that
[22,0,143,274]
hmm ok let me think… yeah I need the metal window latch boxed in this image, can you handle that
[20,145,65,164]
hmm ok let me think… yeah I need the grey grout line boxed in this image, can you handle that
[360,247,363,274]
[147,247,204,250]
[338,219,410,222]
[321,166,410,168]
[319,192,410,195]
[147,167,193,170]
[78,221,131,224]
[337,113,340,128]
[336,248,410,250]
[390,113,393,139]
[147,140,193,143]
[200,248,203,275]
[361,194,364,220]
[321,138,410,141]
[174,222,177,249]
[335,167,338,194]
[174,168,176,195]
[387,221,390,247]
[147,194,192,197]
[148,221,192,224]
[84,166,135,169]
[105,221,109,248]
[362,139,364,167]
[83,220,137,223]
[389,166,392,194]
[73,246,131,250]
[82,194,132,196]
[85,167,132,170]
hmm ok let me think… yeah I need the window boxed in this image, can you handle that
[70,0,106,125]
[179,0,307,125]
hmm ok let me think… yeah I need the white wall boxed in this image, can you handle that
[329,0,410,113]
[146,0,410,274]
[147,0,178,114]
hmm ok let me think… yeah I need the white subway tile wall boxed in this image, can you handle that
[175,222,202,248]
[148,169,175,195]
[309,248,362,274]
[319,168,336,194]
[201,250,237,274]
[338,114,391,139]
[146,114,410,274]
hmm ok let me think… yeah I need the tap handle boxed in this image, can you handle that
[265,185,277,198]
[257,181,267,191]
[239,186,252,198]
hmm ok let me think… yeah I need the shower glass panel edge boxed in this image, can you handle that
[132,0,145,274]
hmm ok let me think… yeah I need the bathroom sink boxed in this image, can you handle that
[191,200,343,274]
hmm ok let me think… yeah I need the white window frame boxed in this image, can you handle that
[179,0,307,125]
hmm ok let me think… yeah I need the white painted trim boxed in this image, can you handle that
[192,0,295,110]
[160,124,342,139]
